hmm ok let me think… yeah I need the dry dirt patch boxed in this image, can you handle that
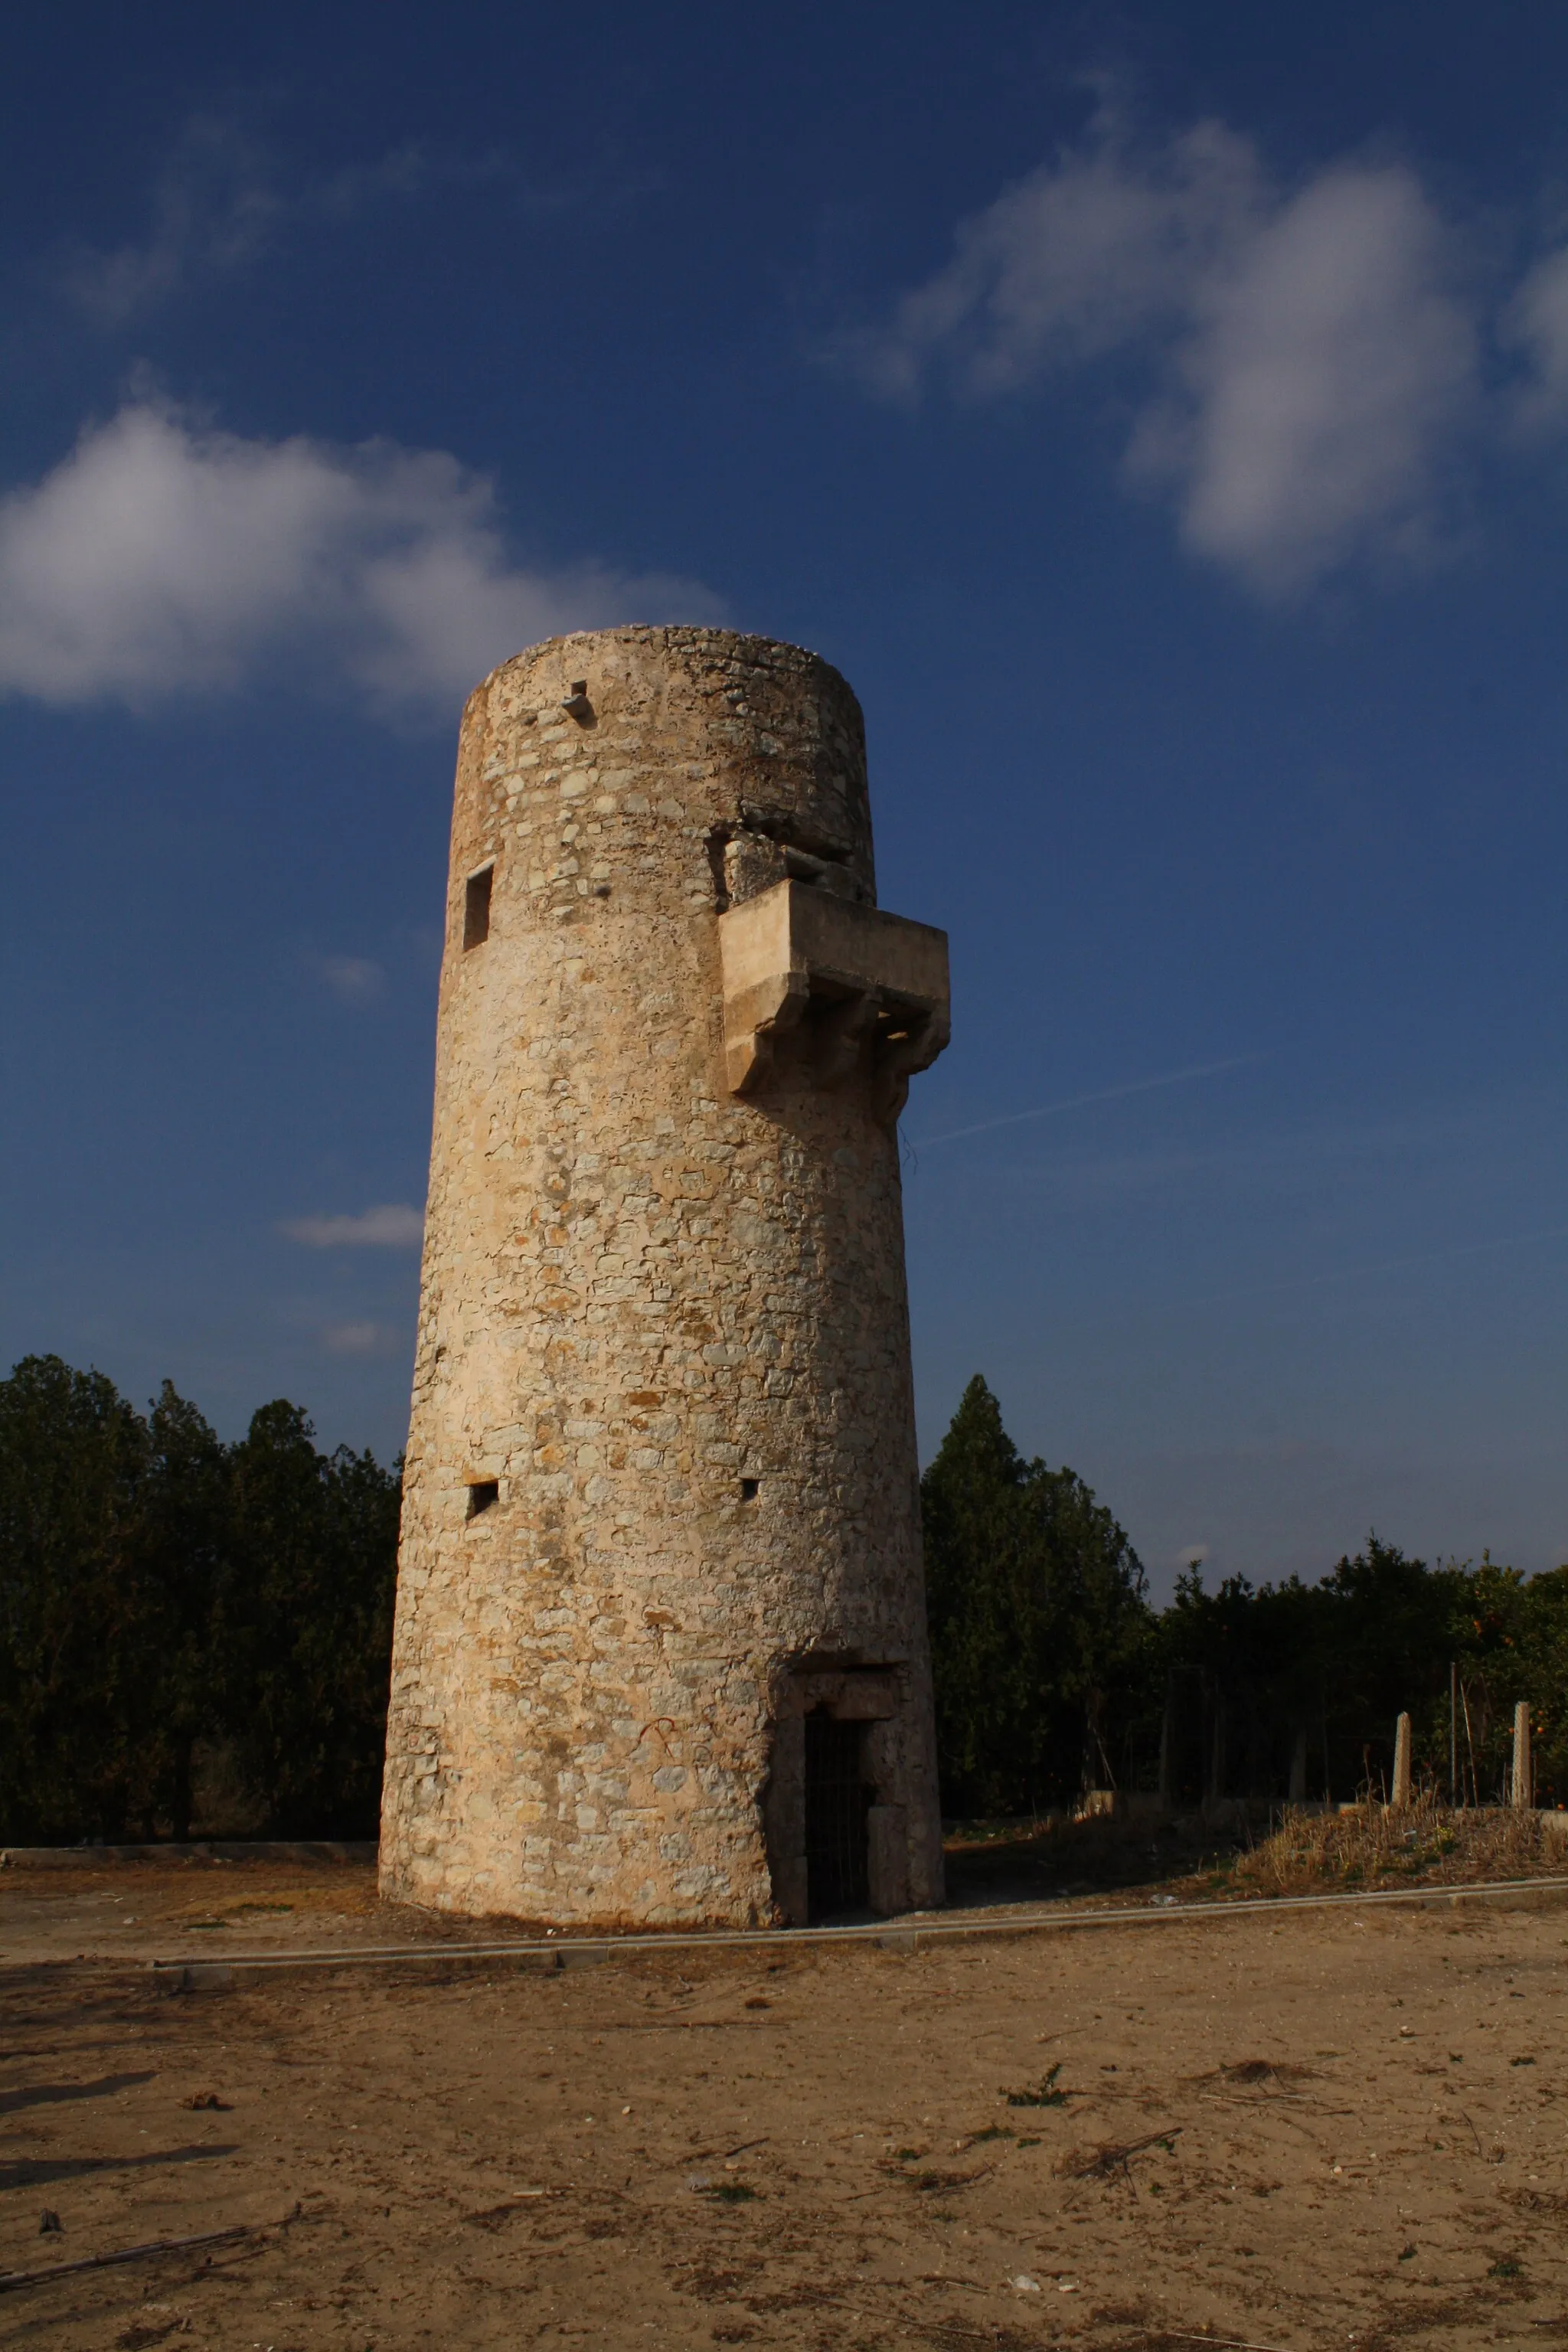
[2,1888,1567,2347]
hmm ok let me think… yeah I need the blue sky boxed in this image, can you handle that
[5,1,1568,1595]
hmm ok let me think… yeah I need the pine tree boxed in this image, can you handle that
[921,1375,1149,1815]
[0,1356,158,1838]
[0,1356,400,1843]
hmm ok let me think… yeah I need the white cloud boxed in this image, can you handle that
[1141,165,1475,592]
[858,116,1479,593]
[283,1204,425,1249]
[861,119,1263,399]
[318,955,386,1005]
[0,402,721,714]
[1505,244,1568,434]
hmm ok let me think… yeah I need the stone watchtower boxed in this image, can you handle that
[379,627,950,1927]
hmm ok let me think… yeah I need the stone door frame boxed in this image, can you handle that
[764,1661,910,1923]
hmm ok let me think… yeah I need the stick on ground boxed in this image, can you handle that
[1067,2125,1183,2179]
[0,2223,250,2295]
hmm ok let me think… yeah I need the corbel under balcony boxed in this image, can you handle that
[717,879,950,1121]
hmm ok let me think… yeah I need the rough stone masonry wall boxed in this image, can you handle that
[379,626,945,1926]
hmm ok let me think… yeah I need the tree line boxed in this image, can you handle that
[923,1374,1568,1816]
[4,1354,1564,1844]
[0,1355,398,1844]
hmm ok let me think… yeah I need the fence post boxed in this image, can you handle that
[1511,1700,1533,1810]
[1391,1712,1413,1808]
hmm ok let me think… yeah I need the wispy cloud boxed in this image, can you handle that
[58,113,652,328]
[910,1053,1263,1149]
[321,1319,400,1356]
[283,1203,424,1249]
[62,116,282,326]
[1504,243,1568,436]
[0,400,721,714]
[318,955,386,1005]
[851,109,1487,593]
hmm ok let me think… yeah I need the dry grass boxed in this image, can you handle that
[1228,1798,1557,1896]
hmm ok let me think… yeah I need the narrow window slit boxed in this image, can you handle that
[463,866,493,950]
[740,1477,760,1503]
[466,1479,499,1518]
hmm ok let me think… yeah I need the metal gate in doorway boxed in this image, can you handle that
[804,1709,871,1918]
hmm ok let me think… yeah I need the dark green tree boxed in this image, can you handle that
[1321,1537,1448,1745]
[135,1381,230,1839]
[1155,1538,1568,1806]
[921,1376,1150,1815]
[220,1401,399,1836]
[0,1357,400,1844]
[0,1355,158,1840]
[1439,1555,1568,1804]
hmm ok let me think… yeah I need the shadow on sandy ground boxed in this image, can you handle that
[941,1813,1239,1911]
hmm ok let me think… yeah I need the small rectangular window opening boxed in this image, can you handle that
[739,1477,760,1503]
[463,866,493,950]
[466,1478,499,1519]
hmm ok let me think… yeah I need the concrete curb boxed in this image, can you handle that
[139,1872,1568,1992]
[1,1841,377,1870]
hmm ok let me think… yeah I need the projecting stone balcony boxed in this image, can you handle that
[717,878,949,1119]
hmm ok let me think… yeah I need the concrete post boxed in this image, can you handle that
[1511,1700,1533,1810]
[1390,1712,1413,1808]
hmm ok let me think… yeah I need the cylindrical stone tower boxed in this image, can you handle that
[380,626,951,1927]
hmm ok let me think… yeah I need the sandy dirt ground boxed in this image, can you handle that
[0,1860,423,1970]
[4,1863,1568,2349]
